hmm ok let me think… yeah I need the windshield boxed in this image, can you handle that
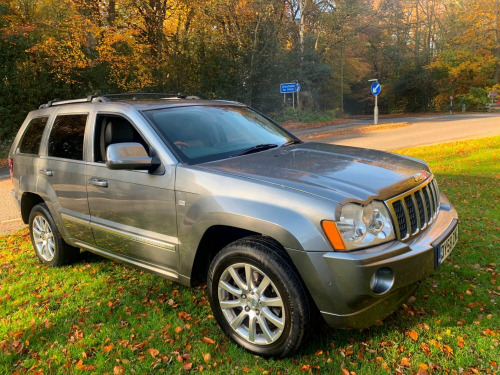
[143,105,296,164]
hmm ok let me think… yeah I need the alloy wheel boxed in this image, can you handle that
[217,263,285,345]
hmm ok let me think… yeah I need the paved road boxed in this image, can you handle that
[1,113,499,234]
[292,112,500,136]
[295,113,500,150]
[0,170,26,234]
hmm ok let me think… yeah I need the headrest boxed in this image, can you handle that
[104,120,135,145]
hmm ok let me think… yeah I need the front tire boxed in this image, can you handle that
[29,203,79,267]
[207,236,311,357]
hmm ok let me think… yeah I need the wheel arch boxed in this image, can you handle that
[21,192,45,224]
[188,224,301,287]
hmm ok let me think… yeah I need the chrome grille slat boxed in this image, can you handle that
[414,191,425,229]
[386,177,440,241]
[429,181,438,217]
[425,186,436,221]
[423,186,432,221]
[432,179,440,215]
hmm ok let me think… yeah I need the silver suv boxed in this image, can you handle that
[9,94,458,357]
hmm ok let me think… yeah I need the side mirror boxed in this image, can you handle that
[106,142,157,170]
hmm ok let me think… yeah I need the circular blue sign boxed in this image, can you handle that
[371,82,381,96]
[296,83,301,92]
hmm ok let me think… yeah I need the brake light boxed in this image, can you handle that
[8,157,13,184]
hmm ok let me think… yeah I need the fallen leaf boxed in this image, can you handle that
[203,353,211,363]
[400,357,411,367]
[407,330,418,341]
[315,349,323,356]
[242,366,251,372]
[113,365,125,375]
[202,337,215,345]
[104,343,114,353]
[183,362,192,370]
[148,348,159,358]
[443,344,454,356]
[75,360,85,371]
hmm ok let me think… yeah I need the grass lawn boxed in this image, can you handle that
[1,137,498,374]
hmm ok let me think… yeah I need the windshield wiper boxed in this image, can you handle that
[282,139,301,147]
[236,143,279,156]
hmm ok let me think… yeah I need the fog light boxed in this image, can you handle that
[370,267,394,294]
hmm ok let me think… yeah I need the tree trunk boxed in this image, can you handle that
[494,0,500,83]
[299,0,307,55]
[340,42,344,116]
[108,0,116,26]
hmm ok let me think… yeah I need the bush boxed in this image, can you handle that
[456,87,489,111]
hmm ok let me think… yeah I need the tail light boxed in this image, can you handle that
[8,157,13,184]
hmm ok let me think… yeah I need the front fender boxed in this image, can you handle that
[175,167,338,279]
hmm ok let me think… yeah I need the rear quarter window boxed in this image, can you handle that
[48,114,88,160]
[18,117,49,155]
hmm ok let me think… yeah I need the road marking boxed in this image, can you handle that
[1,218,22,224]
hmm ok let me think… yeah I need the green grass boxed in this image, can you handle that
[271,107,341,124]
[1,137,499,374]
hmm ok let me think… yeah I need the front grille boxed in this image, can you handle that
[386,178,440,240]
[393,200,408,238]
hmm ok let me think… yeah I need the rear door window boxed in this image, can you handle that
[48,114,88,160]
[18,117,49,155]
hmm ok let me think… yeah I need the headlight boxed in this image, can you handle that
[336,201,395,250]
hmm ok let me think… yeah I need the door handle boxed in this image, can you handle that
[88,178,108,188]
[39,169,54,176]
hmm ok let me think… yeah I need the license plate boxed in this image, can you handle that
[436,225,459,266]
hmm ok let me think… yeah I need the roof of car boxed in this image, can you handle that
[38,94,245,111]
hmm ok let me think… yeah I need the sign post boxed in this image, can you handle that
[368,79,380,125]
[488,90,498,103]
[449,96,453,115]
[280,82,301,109]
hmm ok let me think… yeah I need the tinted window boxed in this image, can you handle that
[19,117,49,154]
[48,114,87,160]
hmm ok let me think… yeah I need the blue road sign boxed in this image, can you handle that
[371,82,381,96]
[280,82,300,93]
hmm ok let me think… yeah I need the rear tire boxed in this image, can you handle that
[29,203,80,267]
[207,236,311,357]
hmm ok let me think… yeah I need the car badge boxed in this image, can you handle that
[413,170,429,183]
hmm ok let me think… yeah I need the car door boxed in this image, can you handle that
[85,113,179,275]
[37,111,94,244]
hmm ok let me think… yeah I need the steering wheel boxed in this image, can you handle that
[174,141,190,150]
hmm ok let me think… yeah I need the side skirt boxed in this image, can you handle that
[74,241,191,286]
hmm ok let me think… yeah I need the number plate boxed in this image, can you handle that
[435,225,459,267]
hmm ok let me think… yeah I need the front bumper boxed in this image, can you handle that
[289,193,458,329]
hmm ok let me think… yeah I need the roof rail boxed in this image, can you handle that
[39,92,198,108]
[39,94,101,109]
[98,92,188,100]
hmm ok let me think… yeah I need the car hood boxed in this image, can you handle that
[198,143,431,203]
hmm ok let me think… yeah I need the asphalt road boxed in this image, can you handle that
[0,169,26,234]
[294,113,500,150]
[1,113,499,234]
